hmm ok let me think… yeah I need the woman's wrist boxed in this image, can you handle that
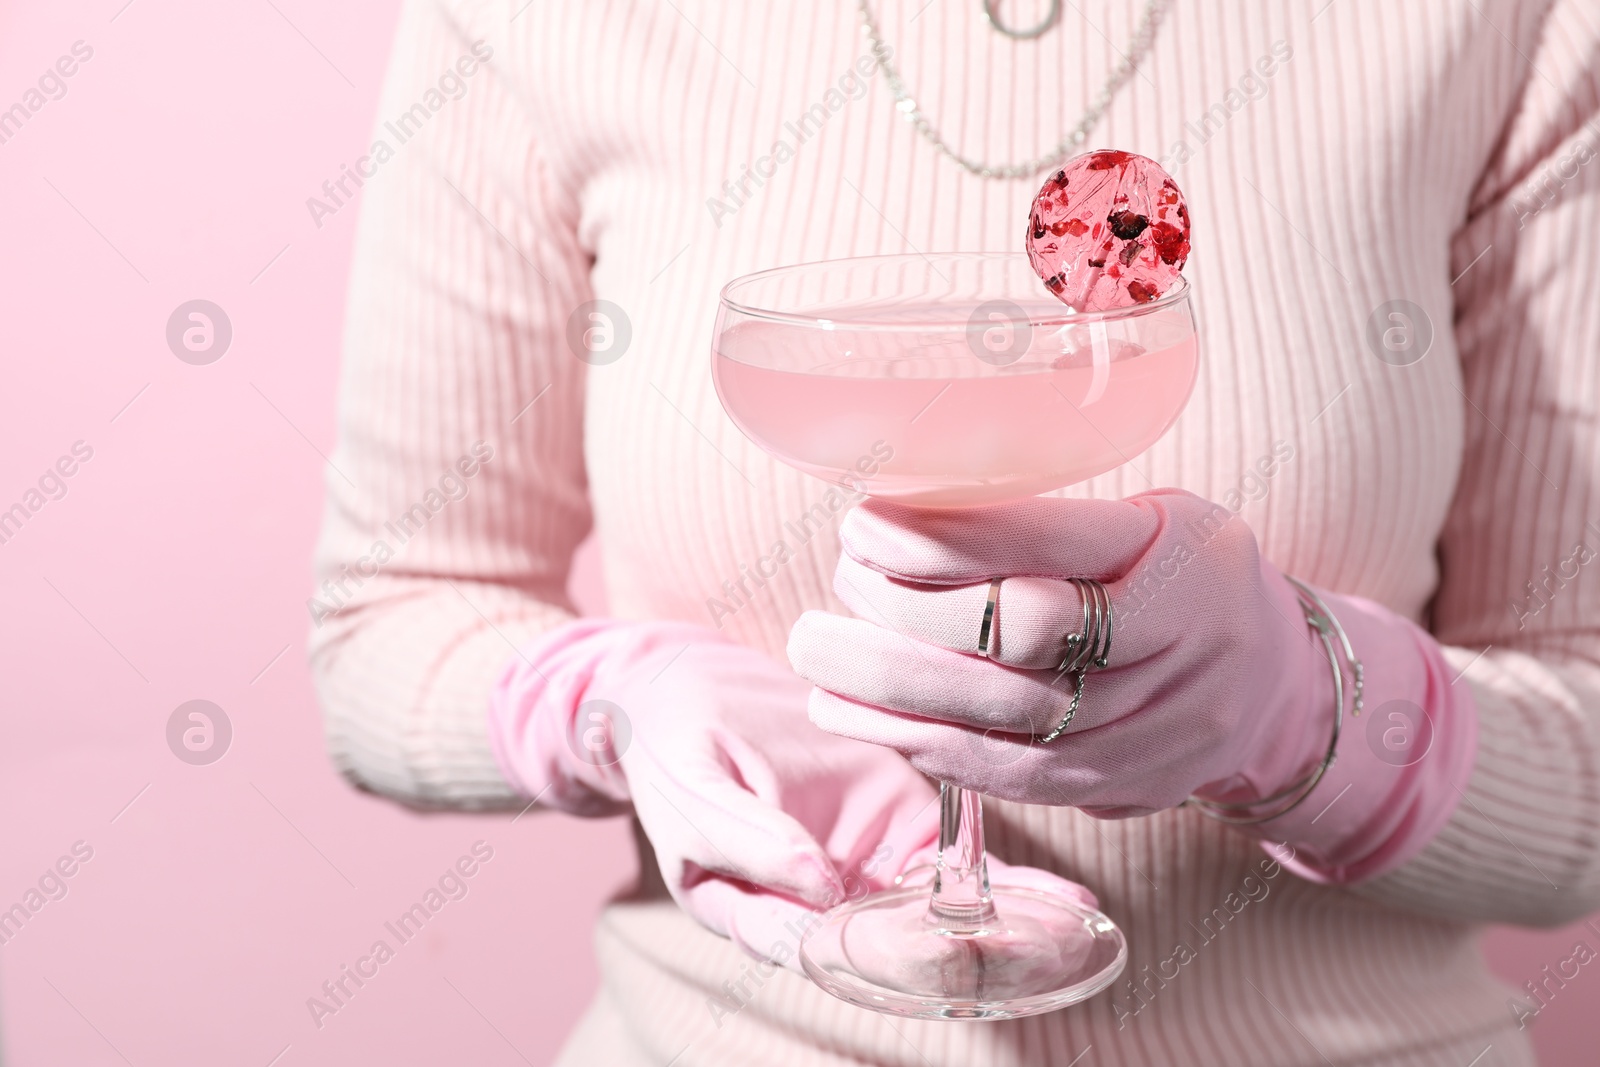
[1227,589,1480,884]
[1187,565,1344,812]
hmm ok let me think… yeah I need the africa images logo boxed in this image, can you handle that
[304,40,494,230]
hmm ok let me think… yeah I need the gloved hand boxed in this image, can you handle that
[787,491,1478,882]
[488,618,1094,969]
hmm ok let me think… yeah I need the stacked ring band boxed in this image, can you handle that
[1040,578,1113,743]
[976,576,1114,744]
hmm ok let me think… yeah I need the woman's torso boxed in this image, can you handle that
[500,0,1540,1061]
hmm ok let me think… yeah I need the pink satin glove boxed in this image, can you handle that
[787,491,1478,883]
[488,618,1093,969]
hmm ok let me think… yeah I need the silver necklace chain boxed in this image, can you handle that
[858,0,1171,180]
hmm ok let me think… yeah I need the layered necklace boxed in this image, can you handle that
[857,0,1171,180]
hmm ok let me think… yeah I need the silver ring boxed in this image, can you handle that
[977,578,1003,657]
[982,0,1062,40]
[1039,578,1113,743]
[1057,579,1112,674]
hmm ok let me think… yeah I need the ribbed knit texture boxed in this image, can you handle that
[309,1,1600,1062]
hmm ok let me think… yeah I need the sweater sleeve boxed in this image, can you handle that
[307,0,593,809]
[1351,0,1600,925]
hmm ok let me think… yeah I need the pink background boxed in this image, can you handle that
[0,2,1592,1064]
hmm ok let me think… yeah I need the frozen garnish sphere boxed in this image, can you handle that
[1026,149,1191,312]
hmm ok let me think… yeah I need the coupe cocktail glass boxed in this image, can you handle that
[712,252,1198,1019]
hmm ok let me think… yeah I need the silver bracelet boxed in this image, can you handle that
[1187,576,1364,825]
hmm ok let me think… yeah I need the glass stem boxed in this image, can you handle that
[928,781,998,932]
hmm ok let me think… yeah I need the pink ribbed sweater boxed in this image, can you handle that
[310,1,1600,1063]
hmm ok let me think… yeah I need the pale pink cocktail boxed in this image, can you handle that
[715,255,1195,508]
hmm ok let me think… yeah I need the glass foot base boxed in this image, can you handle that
[799,885,1127,1020]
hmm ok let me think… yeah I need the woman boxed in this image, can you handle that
[310,0,1600,1063]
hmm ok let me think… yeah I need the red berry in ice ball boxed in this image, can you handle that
[1026,150,1191,312]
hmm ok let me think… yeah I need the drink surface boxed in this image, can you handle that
[713,310,1198,507]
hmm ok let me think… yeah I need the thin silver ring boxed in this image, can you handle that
[1086,578,1113,669]
[977,578,1003,657]
[982,0,1062,40]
